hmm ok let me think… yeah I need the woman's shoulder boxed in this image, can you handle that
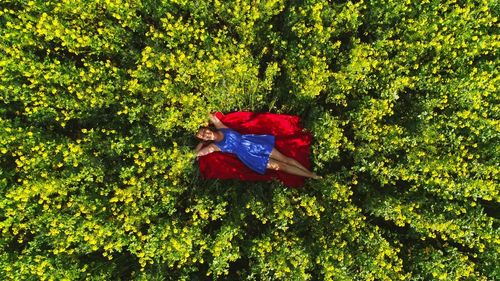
[215,128,227,144]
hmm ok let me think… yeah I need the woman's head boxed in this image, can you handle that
[196,126,217,141]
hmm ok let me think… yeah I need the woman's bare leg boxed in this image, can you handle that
[267,159,321,179]
[270,148,316,175]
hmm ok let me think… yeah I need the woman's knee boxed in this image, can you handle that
[267,159,282,171]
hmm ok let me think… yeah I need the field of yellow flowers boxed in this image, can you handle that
[0,0,498,280]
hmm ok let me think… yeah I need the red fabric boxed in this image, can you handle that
[198,111,313,188]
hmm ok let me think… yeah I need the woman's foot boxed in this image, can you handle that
[312,173,323,180]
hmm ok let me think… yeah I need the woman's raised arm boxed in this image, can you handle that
[196,143,221,159]
[194,142,204,153]
[209,113,229,129]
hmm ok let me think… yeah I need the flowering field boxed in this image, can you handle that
[0,0,498,280]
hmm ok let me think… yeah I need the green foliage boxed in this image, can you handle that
[1,0,498,280]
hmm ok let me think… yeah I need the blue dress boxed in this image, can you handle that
[214,128,275,175]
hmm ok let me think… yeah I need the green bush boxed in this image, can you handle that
[1,0,498,280]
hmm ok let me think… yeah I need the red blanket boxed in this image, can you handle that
[198,111,313,188]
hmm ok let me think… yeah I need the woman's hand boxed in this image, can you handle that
[194,142,204,152]
[208,112,229,129]
[194,142,204,161]
[208,113,219,124]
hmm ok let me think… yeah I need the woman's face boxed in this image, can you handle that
[196,128,216,141]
